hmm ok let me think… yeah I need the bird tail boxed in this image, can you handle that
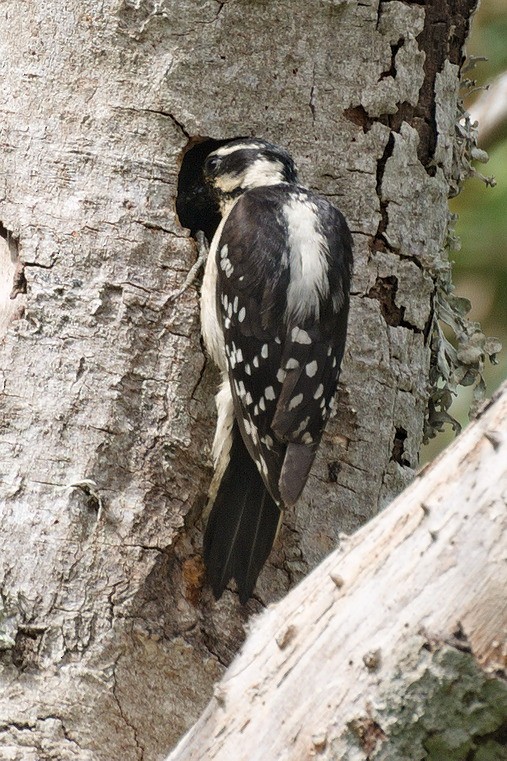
[203,422,281,603]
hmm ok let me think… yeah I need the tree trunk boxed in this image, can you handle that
[0,1,479,759]
[168,382,507,761]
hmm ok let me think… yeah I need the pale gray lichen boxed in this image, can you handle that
[424,62,501,443]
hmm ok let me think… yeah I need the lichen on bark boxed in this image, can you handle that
[350,642,507,761]
[425,61,501,441]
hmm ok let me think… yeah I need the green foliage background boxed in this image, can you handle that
[424,0,507,460]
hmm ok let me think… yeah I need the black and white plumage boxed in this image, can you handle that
[200,138,353,603]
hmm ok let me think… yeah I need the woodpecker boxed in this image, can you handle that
[200,138,353,603]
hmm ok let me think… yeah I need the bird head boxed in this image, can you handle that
[203,139,298,213]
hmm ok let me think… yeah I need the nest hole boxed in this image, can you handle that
[176,135,247,243]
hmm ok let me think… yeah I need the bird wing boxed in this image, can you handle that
[215,184,352,506]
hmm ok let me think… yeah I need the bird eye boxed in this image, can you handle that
[204,155,222,175]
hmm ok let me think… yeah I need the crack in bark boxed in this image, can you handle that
[23,260,55,269]
[155,110,191,139]
[133,219,184,236]
[0,715,85,756]
[379,40,403,81]
[372,131,395,256]
[367,275,423,332]
[214,1,225,18]
[112,655,145,761]
[190,354,208,401]
[0,720,35,731]
[309,64,317,124]
[111,104,191,139]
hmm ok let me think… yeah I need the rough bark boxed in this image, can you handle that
[168,382,507,761]
[0,1,478,759]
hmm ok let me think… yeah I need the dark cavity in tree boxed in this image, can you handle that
[368,275,404,327]
[392,427,410,467]
[176,136,246,244]
[328,460,341,483]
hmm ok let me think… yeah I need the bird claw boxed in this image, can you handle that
[169,230,209,301]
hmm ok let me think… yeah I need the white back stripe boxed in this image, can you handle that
[284,196,329,322]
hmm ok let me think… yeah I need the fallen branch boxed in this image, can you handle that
[168,382,507,760]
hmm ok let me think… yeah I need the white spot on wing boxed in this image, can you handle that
[235,379,246,399]
[264,386,276,400]
[238,307,246,322]
[313,384,324,399]
[256,455,268,478]
[305,360,318,377]
[294,416,310,436]
[288,393,303,410]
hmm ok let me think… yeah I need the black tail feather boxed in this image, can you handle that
[203,423,281,603]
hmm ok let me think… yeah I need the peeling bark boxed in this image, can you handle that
[0,1,480,758]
